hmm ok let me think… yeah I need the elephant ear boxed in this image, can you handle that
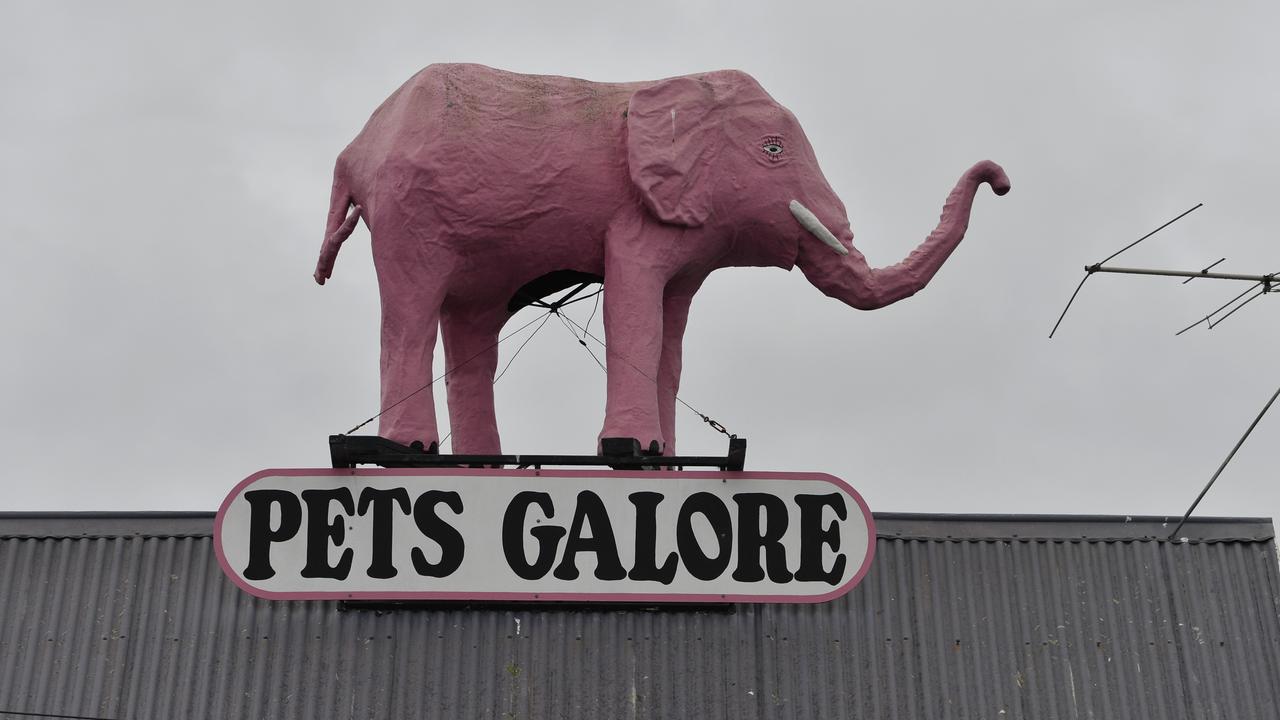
[626,76,726,227]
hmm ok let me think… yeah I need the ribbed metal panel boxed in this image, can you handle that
[1,514,1277,719]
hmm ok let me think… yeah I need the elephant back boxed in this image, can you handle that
[343,64,642,236]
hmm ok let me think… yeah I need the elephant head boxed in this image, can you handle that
[625,71,1010,306]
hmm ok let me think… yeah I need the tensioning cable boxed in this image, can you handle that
[344,308,553,435]
[556,308,737,439]
[437,310,555,449]
[342,283,737,444]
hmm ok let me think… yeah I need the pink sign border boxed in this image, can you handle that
[214,468,876,604]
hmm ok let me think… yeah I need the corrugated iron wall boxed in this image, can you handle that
[1,515,1278,719]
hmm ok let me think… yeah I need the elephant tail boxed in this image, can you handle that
[314,164,361,286]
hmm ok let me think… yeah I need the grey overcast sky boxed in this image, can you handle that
[2,1,1277,525]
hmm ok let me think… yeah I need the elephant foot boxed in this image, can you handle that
[380,427,440,454]
[409,440,440,455]
[600,437,663,457]
[599,416,664,457]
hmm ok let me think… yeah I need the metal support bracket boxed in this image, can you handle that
[329,434,748,472]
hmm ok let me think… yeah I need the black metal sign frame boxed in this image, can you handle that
[329,435,748,472]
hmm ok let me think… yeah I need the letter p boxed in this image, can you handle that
[243,490,303,581]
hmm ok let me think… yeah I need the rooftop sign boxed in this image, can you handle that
[215,469,874,603]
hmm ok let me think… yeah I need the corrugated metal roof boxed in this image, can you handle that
[1,513,1276,719]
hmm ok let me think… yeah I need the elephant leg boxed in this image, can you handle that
[657,277,704,456]
[373,246,453,449]
[439,304,504,454]
[598,269,667,454]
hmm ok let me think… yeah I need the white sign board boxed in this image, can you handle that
[215,469,875,603]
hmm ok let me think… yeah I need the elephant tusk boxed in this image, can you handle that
[789,200,849,256]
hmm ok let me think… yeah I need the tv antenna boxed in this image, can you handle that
[1048,204,1277,338]
[1046,203,1278,539]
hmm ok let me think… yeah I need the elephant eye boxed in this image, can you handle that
[760,136,785,161]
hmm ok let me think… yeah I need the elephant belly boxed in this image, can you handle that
[446,238,607,313]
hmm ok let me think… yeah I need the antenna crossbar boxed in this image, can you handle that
[1086,265,1277,284]
[1182,257,1226,284]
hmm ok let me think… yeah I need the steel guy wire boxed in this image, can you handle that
[344,288,735,441]
[1168,382,1280,540]
[344,308,553,435]
[439,309,556,449]
[583,288,602,337]
[493,311,554,384]
[554,290,606,371]
[554,309,607,372]
[559,288,603,308]
[557,309,735,438]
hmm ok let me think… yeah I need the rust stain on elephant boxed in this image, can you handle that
[442,67,482,132]
[515,76,552,117]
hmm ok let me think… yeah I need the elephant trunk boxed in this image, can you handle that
[795,160,1010,310]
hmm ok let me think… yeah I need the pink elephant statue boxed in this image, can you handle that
[315,64,1010,456]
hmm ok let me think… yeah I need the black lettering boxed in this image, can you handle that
[553,491,626,581]
[411,491,465,577]
[675,492,733,581]
[794,493,847,585]
[626,492,677,584]
[731,493,793,583]
[357,487,411,579]
[243,490,302,581]
[299,488,355,580]
[502,492,565,580]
